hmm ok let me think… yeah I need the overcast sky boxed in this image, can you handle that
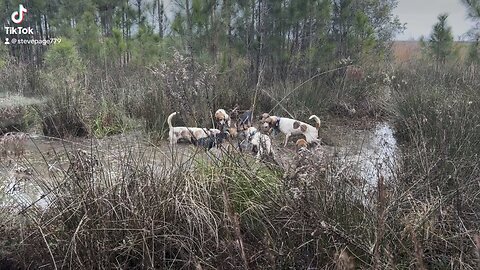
[393,0,476,40]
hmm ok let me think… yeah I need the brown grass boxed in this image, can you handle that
[392,41,472,63]
[392,41,422,63]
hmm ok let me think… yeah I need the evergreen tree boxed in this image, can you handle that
[462,0,480,64]
[424,14,454,65]
[0,0,403,80]
[74,4,102,63]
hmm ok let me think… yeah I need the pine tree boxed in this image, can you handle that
[426,14,454,65]
[462,0,480,64]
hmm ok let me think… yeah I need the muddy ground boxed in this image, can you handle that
[0,118,399,212]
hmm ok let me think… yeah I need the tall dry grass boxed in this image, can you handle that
[0,139,388,269]
[390,61,480,269]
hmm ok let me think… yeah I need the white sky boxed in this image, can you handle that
[393,0,476,40]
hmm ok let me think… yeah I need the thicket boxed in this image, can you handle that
[0,0,403,136]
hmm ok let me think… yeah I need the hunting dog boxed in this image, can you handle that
[228,107,254,130]
[262,114,321,147]
[167,112,221,145]
[236,110,254,131]
[191,130,229,151]
[214,108,239,138]
[246,127,273,160]
[295,138,308,151]
[214,109,231,127]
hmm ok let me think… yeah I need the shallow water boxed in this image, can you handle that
[0,133,217,211]
[1,122,399,211]
[328,122,399,185]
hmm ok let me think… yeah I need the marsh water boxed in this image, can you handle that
[1,121,399,211]
[329,122,399,184]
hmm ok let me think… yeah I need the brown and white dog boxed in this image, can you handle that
[215,108,241,139]
[246,127,273,160]
[214,109,231,127]
[295,138,308,151]
[260,113,270,123]
[167,112,221,145]
[262,114,321,147]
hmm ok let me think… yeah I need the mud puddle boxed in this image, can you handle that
[1,122,399,211]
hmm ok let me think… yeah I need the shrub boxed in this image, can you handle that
[40,39,90,137]
[0,143,378,269]
[390,62,480,268]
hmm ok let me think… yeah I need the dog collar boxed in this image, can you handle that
[275,118,280,128]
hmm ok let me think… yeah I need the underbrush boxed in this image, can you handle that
[1,43,390,139]
[1,143,384,269]
[390,62,480,268]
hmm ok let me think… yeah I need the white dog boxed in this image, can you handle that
[262,114,321,147]
[246,127,273,159]
[167,112,221,145]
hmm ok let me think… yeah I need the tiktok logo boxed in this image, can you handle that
[5,4,33,40]
[11,4,28,24]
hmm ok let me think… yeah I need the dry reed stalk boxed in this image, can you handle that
[411,228,427,270]
[219,175,249,269]
[335,247,355,270]
[373,175,386,270]
[475,234,480,270]
[37,223,58,270]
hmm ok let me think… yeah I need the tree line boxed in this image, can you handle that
[1,0,403,85]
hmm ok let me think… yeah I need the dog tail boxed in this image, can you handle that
[309,115,321,130]
[167,112,178,129]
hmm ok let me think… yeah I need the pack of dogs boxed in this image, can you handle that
[0,110,320,161]
[167,108,321,160]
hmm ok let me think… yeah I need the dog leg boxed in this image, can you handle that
[284,134,290,147]
[267,142,273,156]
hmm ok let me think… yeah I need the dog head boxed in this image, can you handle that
[214,109,230,126]
[237,110,253,130]
[295,139,308,151]
[246,127,258,141]
[208,128,221,136]
[260,113,270,122]
[262,116,279,131]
